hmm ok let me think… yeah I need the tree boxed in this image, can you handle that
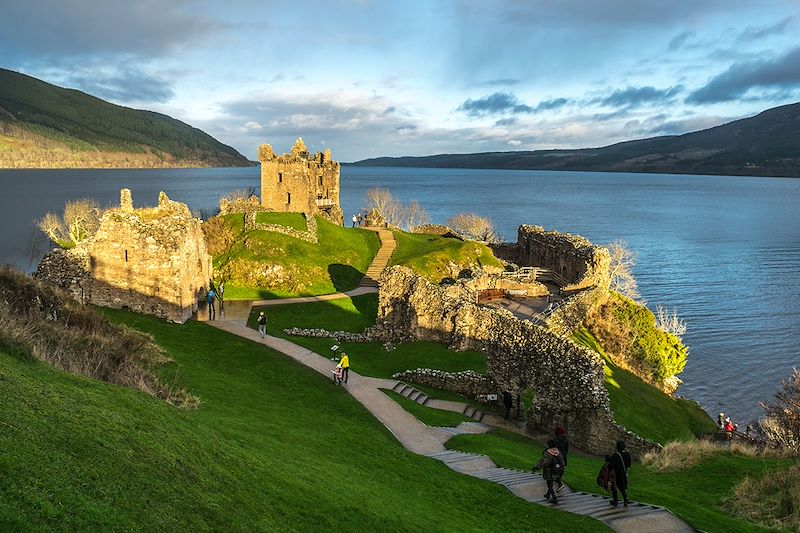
[655,305,687,339]
[447,213,498,243]
[607,240,640,301]
[757,368,800,451]
[37,198,101,248]
[364,187,402,226]
[401,200,430,231]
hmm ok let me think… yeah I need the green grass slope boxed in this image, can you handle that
[0,68,251,167]
[390,231,504,283]
[572,328,715,443]
[218,215,381,299]
[447,429,792,533]
[0,310,607,532]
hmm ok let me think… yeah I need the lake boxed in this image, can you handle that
[1,165,798,423]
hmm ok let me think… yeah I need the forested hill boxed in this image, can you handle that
[353,102,800,178]
[0,68,253,168]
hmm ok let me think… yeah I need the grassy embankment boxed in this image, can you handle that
[0,309,607,532]
[215,213,380,300]
[389,231,504,283]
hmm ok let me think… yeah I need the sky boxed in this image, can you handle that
[2,0,800,161]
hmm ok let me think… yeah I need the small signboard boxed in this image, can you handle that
[486,394,498,401]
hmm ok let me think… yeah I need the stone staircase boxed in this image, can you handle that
[359,227,397,288]
[391,381,487,422]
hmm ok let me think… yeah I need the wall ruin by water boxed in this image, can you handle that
[35,189,212,323]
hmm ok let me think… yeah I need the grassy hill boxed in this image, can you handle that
[0,68,252,168]
[353,102,800,177]
[0,309,607,532]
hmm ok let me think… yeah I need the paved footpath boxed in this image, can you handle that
[203,229,695,532]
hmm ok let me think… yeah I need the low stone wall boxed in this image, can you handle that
[491,225,610,292]
[244,212,319,243]
[283,326,378,343]
[546,287,607,336]
[219,195,270,216]
[377,265,660,456]
[412,224,463,239]
[393,369,498,399]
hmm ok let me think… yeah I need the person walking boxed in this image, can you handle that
[554,426,569,492]
[351,214,358,227]
[257,311,268,338]
[357,212,363,226]
[339,351,350,383]
[606,440,632,506]
[532,438,564,504]
[206,286,218,320]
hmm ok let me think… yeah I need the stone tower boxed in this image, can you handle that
[258,138,343,224]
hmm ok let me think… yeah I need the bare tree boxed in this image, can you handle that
[607,240,640,301]
[37,199,101,249]
[655,305,687,339]
[757,368,800,451]
[364,187,402,226]
[447,213,499,243]
[401,200,430,231]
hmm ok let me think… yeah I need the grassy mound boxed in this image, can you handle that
[249,294,487,379]
[447,429,792,533]
[390,231,503,283]
[215,214,380,299]
[0,310,608,532]
[572,328,714,443]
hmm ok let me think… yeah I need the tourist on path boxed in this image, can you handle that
[339,352,350,383]
[332,363,343,384]
[606,440,632,506]
[532,438,564,504]
[357,212,363,226]
[352,214,358,227]
[206,286,218,320]
[555,426,569,492]
[257,311,268,338]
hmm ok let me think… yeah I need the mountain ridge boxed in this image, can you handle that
[0,68,253,169]
[352,102,800,177]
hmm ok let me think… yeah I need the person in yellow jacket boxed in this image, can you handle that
[339,352,350,383]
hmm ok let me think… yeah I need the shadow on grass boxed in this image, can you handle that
[328,263,364,293]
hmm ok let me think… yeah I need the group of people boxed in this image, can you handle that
[351,212,364,227]
[718,412,739,439]
[532,427,632,507]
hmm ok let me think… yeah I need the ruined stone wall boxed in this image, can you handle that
[491,225,610,292]
[36,190,211,323]
[377,265,660,456]
[393,369,498,400]
[258,138,343,225]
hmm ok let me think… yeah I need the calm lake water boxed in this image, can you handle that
[1,166,798,423]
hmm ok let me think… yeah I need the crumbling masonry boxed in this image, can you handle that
[36,189,212,323]
[259,138,343,225]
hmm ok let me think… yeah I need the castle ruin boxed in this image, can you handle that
[258,138,343,225]
[36,189,212,323]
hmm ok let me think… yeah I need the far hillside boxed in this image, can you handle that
[353,101,800,177]
[0,68,252,168]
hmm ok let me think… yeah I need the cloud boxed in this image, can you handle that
[507,139,522,146]
[62,68,174,103]
[687,46,800,103]
[472,78,522,87]
[495,118,518,126]
[458,92,533,116]
[458,93,570,117]
[596,85,684,108]
[668,30,695,51]
[738,16,796,42]
[0,0,219,64]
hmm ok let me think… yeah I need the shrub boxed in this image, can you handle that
[757,368,800,452]
[587,292,687,391]
[728,463,800,530]
[446,213,499,243]
[37,198,101,248]
[202,215,236,256]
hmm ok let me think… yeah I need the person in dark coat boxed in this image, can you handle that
[502,390,514,420]
[606,440,632,506]
[532,438,564,504]
[554,426,569,492]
